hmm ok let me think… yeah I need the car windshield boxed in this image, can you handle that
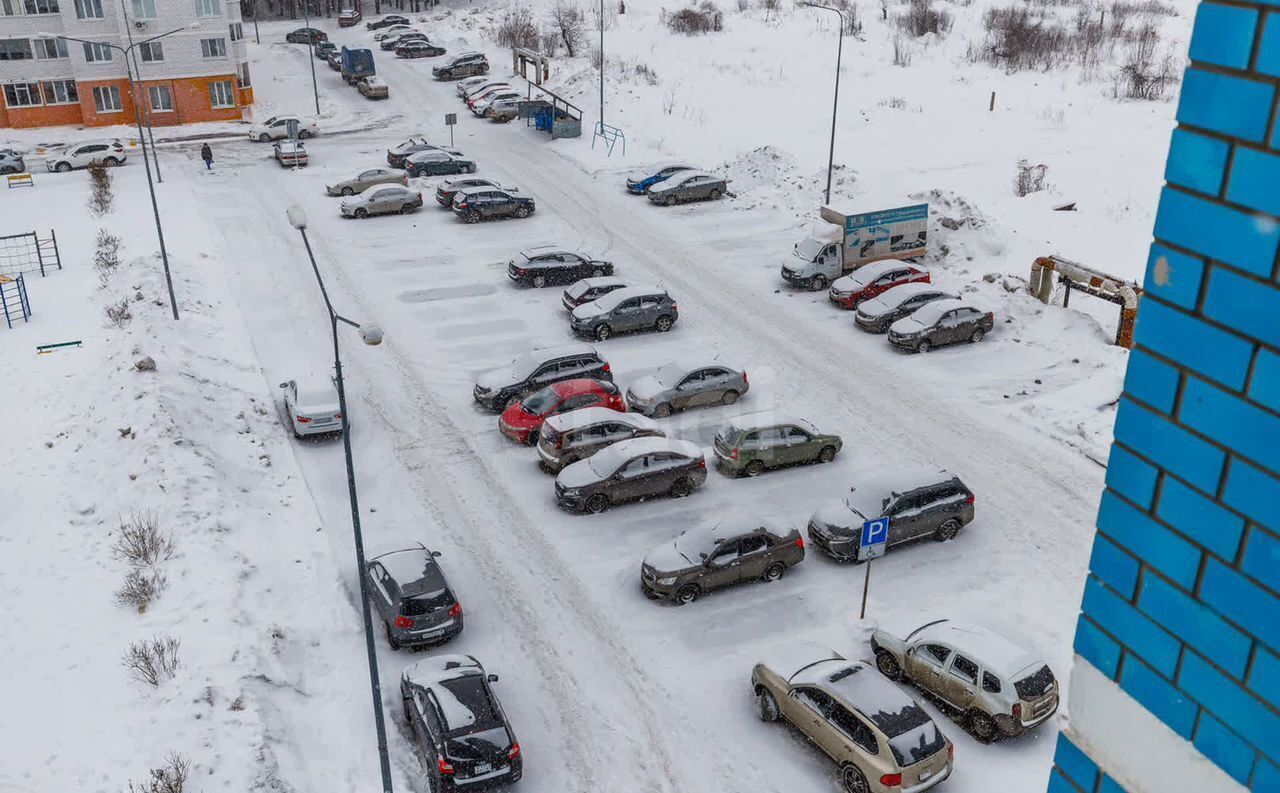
[672,530,715,563]
[437,676,503,736]
[586,452,621,480]
[795,238,825,260]
[843,485,889,519]
[653,362,688,388]
[520,386,561,417]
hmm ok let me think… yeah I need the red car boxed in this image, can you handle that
[498,378,625,444]
[828,260,930,310]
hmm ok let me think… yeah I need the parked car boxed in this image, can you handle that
[888,298,995,353]
[498,378,625,445]
[273,140,308,167]
[713,413,842,477]
[381,31,426,50]
[341,185,422,218]
[626,356,748,418]
[626,163,696,194]
[373,24,413,41]
[366,544,462,649]
[248,114,318,142]
[435,177,513,207]
[433,51,490,80]
[326,166,408,196]
[367,14,409,29]
[464,84,513,110]
[829,260,930,310]
[285,27,327,43]
[400,655,522,791]
[751,649,954,793]
[357,76,390,99]
[386,136,460,168]
[278,377,341,437]
[397,39,447,58]
[855,283,958,334]
[473,343,611,412]
[555,436,707,514]
[45,139,125,172]
[562,276,627,311]
[536,406,663,474]
[646,170,728,206]
[507,245,612,288]
[641,514,804,605]
[487,98,521,122]
[313,40,337,59]
[405,149,476,177]
[570,285,678,342]
[338,7,362,25]
[454,75,493,98]
[452,188,534,223]
[471,90,522,117]
[871,620,1060,742]
[326,50,343,70]
[807,466,975,561]
[0,150,23,174]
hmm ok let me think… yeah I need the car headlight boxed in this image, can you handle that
[560,488,582,497]
[655,576,677,586]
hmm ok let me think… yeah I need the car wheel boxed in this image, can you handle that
[400,204,416,214]
[341,186,355,196]
[655,315,673,332]
[809,275,827,292]
[669,478,693,498]
[0,166,13,174]
[762,562,785,582]
[665,195,677,207]
[384,621,402,651]
[969,710,998,743]
[917,339,932,354]
[817,445,837,463]
[653,403,672,418]
[675,584,700,605]
[710,188,723,200]
[744,459,765,478]
[465,211,481,224]
[755,688,780,721]
[721,390,739,405]
[354,208,369,219]
[934,518,962,542]
[298,129,313,140]
[875,649,903,680]
[594,324,612,342]
[515,205,531,218]
[257,133,271,143]
[970,327,986,343]
[532,274,547,288]
[525,431,539,446]
[55,162,72,172]
[584,493,609,514]
[839,763,871,793]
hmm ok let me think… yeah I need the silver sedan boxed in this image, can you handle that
[326,167,408,196]
[626,356,749,418]
[340,186,424,219]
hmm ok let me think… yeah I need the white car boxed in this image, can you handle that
[454,75,491,98]
[373,24,413,41]
[462,81,511,101]
[248,114,319,142]
[46,139,127,172]
[472,90,522,116]
[279,377,343,437]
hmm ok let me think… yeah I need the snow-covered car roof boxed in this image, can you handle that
[649,170,719,191]
[588,436,701,471]
[844,465,954,518]
[543,405,657,434]
[510,342,598,372]
[361,76,387,86]
[294,378,337,409]
[864,282,951,310]
[406,149,463,162]
[402,653,483,688]
[908,621,1045,679]
[652,355,738,386]
[722,411,818,436]
[275,140,306,152]
[516,244,586,261]
[582,285,666,311]
[566,276,626,296]
[795,660,943,761]
[908,298,970,326]
[371,545,435,584]
[683,512,794,548]
[841,259,912,288]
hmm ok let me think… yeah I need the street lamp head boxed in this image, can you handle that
[359,323,384,346]
[186,22,202,30]
[286,205,308,230]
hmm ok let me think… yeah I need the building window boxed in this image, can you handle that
[34,37,68,59]
[92,84,121,112]
[195,0,220,16]
[23,0,60,13]
[74,0,102,18]
[200,37,226,58]
[138,41,163,62]
[208,79,233,108]
[130,0,155,18]
[0,39,32,60]
[4,82,42,108]
[40,79,77,104]
[236,61,251,88]
[82,41,112,62]
[228,22,243,42]
[148,84,172,111]
[0,0,17,15]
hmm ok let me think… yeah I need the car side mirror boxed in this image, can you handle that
[487,674,499,683]
[431,550,442,558]
[278,382,287,389]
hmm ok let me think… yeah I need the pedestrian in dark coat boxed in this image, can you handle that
[201,143,213,170]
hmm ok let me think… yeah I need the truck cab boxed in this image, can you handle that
[782,201,929,291]
[781,230,845,291]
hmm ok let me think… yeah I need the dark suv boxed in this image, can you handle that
[453,189,535,223]
[508,245,612,288]
[366,545,463,650]
[401,655,522,791]
[473,343,611,411]
[433,51,490,80]
[570,285,678,341]
[554,436,707,514]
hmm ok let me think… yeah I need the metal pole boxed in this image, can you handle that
[253,2,261,44]
[860,558,871,619]
[295,226,395,793]
[599,0,604,130]
[302,1,321,115]
[803,3,843,206]
[120,0,161,181]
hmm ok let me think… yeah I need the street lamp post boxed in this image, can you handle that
[800,2,845,206]
[119,0,163,182]
[49,24,192,320]
[301,1,322,116]
[599,0,604,131]
[285,206,394,793]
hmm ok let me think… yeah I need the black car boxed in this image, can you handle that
[367,14,410,29]
[286,27,327,44]
[473,343,611,412]
[381,32,427,50]
[507,245,612,288]
[887,298,995,353]
[401,655,522,792]
[397,39,447,58]
[433,52,490,80]
[435,177,509,206]
[554,436,708,514]
[854,285,958,334]
[452,189,535,223]
[405,151,476,178]
[366,545,463,650]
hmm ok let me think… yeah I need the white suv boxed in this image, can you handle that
[46,139,126,172]
[248,114,318,142]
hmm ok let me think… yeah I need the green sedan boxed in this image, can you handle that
[713,414,842,477]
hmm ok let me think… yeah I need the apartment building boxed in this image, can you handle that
[0,0,253,129]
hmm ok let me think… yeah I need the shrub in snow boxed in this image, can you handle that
[495,3,539,49]
[896,0,952,37]
[123,635,181,687]
[112,511,176,568]
[125,752,190,793]
[1114,24,1178,100]
[87,162,113,216]
[115,568,168,614]
[104,298,134,329]
[547,0,587,56]
[892,36,913,66]
[665,3,723,34]
[94,229,123,287]
[834,0,863,34]
[1014,159,1049,196]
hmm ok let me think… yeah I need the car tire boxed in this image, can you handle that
[385,621,402,651]
[655,315,674,332]
[710,188,723,200]
[594,324,612,342]
[298,130,313,140]
[464,211,482,224]
[354,208,369,219]
[675,584,700,605]
[970,327,986,343]
[524,431,538,447]
[257,133,271,143]
[763,562,785,582]
[721,390,739,405]
[755,687,780,721]
[584,493,609,514]
[934,518,962,542]
[968,710,998,743]
[532,274,547,288]
[669,478,693,498]
[665,195,677,207]
[653,403,672,418]
[917,339,932,354]
[809,275,827,292]
[401,204,418,214]
[55,162,71,172]
[839,763,871,793]
[103,157,121,167]
[744,459,765,478]
[875,649,903,680]
[0,166,14,174]
[817,445,837,463]
[341,186,355,196]
[515,205,531,218]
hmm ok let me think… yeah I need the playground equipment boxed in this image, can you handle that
[592,121,626,157]
[512,47,550,84]
[0,273,31,329]
[0,229,61,278]
[1029,255,1141,348]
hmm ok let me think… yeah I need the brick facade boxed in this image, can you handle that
[1050,2,1280,792]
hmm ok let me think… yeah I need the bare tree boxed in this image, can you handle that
[87,162,113,216]
[124,752,191,793]
[547,0,586,57]
[122,635,181,687]
[112,511,176,568]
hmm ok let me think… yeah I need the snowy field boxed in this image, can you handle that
[0,2,1192,791]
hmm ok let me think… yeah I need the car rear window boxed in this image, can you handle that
[400,588,454,616]
[1014,665,1056,699]
[883,710,946,767]
[438,676,504,735]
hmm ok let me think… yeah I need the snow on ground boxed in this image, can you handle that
[1,2,1191,791]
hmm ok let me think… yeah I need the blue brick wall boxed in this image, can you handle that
[1051,2,1280,790]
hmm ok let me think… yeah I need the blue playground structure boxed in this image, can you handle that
[0,272,30,329]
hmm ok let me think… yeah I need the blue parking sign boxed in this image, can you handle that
[859,518,889,562]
